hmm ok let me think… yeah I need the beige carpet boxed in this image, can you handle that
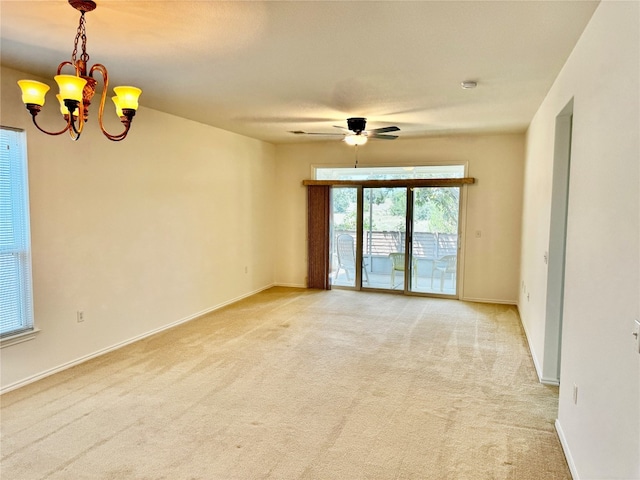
[1,287,570,479]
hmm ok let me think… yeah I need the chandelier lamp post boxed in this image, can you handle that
[17,0,142,141]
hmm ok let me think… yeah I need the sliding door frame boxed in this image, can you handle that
[355,186,365,289]
[309,177,472,297]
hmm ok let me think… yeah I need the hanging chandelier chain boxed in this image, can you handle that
[72,11,90,65]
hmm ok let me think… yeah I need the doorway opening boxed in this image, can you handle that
[542,99,573,385]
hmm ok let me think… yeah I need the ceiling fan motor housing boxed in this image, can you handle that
[347,117,367,134]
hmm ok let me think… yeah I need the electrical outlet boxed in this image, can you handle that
[77,310,84,323]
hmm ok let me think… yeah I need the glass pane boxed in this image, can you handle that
[409,187,459,295]
[362,187,407,291]
[330,187,358,287]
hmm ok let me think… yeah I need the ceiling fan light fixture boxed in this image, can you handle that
[16,0,142,141]
[344,134,368,146]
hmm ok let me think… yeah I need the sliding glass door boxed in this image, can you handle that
[330,183,461,297]
[330,187,359,288]
[408,187,460,295]
[361,187,407,291]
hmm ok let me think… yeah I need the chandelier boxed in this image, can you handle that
[17,0,141,142]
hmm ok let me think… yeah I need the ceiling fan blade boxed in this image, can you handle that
[289,131,344,136]
[290,119,399,140]
[368,133,399,140]
[368,126,400,134]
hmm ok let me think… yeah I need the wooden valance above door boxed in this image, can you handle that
[303,178,475,188]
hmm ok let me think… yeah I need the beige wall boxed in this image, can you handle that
[520,1,639,478]
[1,66,277,391]
[274,133,525,304]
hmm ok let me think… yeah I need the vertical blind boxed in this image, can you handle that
[307,185,331,290]
[0,128,34,338]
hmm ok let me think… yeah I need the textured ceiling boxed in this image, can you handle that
[1,1,599,144]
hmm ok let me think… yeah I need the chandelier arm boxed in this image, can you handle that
[90,63,133,141]
[104,121,132,142]
[69,101,85,136]
[57,61,75,75]
[29,110,72,136]
[68,127,81,141]
[69,116,82,136]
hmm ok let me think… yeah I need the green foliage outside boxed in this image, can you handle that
[332,187,459,234]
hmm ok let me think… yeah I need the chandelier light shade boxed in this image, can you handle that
[54,75,87,103]
[17,80,50,106]
[16,0,142,142]
[111,96,124,118]
[113,86,142,110]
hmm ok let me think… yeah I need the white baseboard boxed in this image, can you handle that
[274,282,307,288]
[516,304,546,384]
[0,284,275,395]
[541,376,560,386]
[461,296,517,305]
[556,419,578,479]
[515,305,560,386]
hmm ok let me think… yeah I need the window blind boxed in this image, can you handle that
[0,128,34,338]
[307,185,331,290]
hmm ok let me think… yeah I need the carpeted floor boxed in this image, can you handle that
[1,287,570,479]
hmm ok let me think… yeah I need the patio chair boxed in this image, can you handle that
[411,232,438,287]
[431,254,457,291]
[388,252,417,289]
[335,234,369,284]
[436,233,458,257]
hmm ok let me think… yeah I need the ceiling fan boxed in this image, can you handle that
[289,117,400,145]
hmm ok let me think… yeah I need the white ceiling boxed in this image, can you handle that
[1,0,599,144]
